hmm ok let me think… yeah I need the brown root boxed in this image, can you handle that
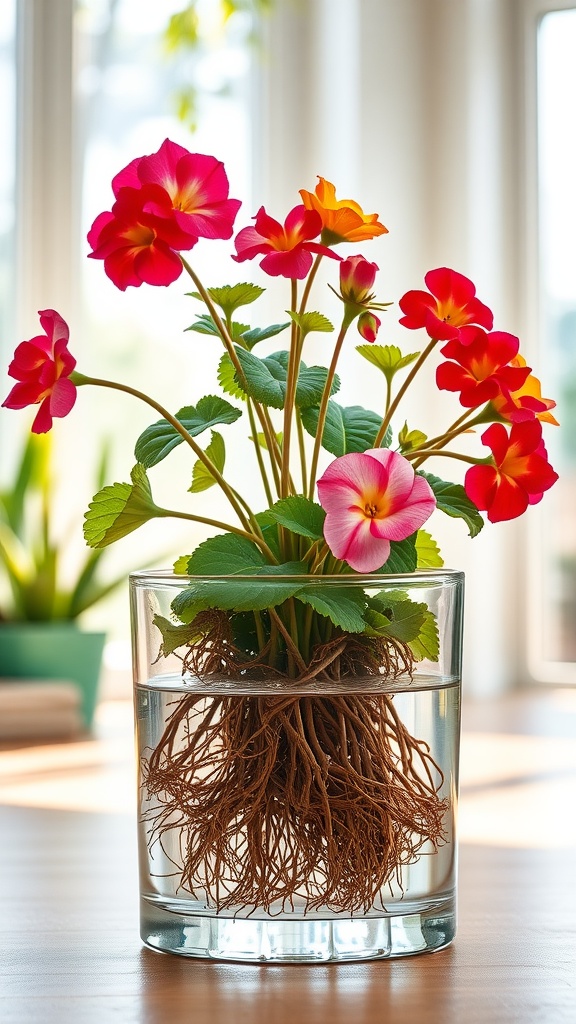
[140,632,449,914]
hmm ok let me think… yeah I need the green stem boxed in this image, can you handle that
[182,255,283,486]
[410,449,488,469]
[296,410,308,495]
[246,397,275,506]
[155,508,278,561]
[281,279,300,499]
[298,254,323,315]
[374,337,438,448]
[72,373,252,532]
[307,316,353,499]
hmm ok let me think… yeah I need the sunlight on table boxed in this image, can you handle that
[0,693,575,850]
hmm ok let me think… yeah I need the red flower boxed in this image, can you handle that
[436,327,530,408]
[2,310,77,433]
[232,205,340,279]
[491,355,559,425]
[465,421,558,523]
[357,311,381,343]
[399,267,493,341]
[88,185,193,291]
[112,139,241,243]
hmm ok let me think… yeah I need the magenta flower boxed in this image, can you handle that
[317,449,436,573]
[2,310,77,433]
[232,205,340,279]
[111,139,241,243]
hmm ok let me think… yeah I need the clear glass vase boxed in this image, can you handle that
[130,569,464,962]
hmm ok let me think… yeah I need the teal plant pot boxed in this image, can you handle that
[0,623,106,728]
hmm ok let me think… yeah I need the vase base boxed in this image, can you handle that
[140,895,456,962]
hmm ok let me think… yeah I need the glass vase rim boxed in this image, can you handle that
[129,568,464,587]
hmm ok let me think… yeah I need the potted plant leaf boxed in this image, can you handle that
[0,430,125,727]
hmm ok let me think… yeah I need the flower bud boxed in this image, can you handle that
[357,311,381,343]
[339,255,378,305]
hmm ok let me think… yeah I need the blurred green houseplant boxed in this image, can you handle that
[0,431,124,622]
[0,432,125,727]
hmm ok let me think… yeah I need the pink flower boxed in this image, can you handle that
[2,310,77,433]
[111,139,241,243]
[339,255,379,305]
[399,268,493,341]
[465,421,558,523]
[88,185,193,290]
[317,449,436,573]
[357,311,381,342]
[232,205,340,279]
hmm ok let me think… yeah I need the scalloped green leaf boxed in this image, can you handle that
[134,396,242,468]
[287,311,334,335]
[265,496,326,540]
[152,614,206,657]
[241,322,290,349]
[296,585,367,633]
[218,353,247,400]
[186,313,249,340]
[356,343,420,383]
[185,532,266,575]
[83,464,162,549]
[365,592,427,644]
[379,534,418,574]
[415,529,444,568]
[420,471,484,538]
[205,282,265,317]
[234,349,340,410]
[172,560,308,620]
[189,431,225,493]
[301,401,392,455]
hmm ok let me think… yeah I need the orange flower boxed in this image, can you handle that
[299,177,388,245]
[492,355,559,425]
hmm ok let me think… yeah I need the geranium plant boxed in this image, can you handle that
[2,139,559,914]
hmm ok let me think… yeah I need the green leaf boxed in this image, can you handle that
[135,396,242,468]
[249,431,283,452]
[420,471,484,538]
[189,431,225,493]
[398,421,428,454]
[83,464,162,549]
[356,343,420,383]
[265,496,326,540]
[366,592,427,644]
[152,614,206,658]
[415,530,444,568]
[185,532,266,575]
[233,349,340,410]
[173,553,192,574]
[218,353,247,400]
[187,314,250,341]
[240,323,290,350]
[203,282,265,318]
[296,585,366,633]
[379,534,418,574]
[301,400,392,456]
[287,311,334,335]
[409,608,440,662]
[172,561,308,620]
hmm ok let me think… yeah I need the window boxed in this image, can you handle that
[527,4,576,682]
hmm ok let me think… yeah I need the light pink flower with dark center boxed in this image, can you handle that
[317,449,436,573]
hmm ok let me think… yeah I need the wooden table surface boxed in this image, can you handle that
[1,689,575,1024]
